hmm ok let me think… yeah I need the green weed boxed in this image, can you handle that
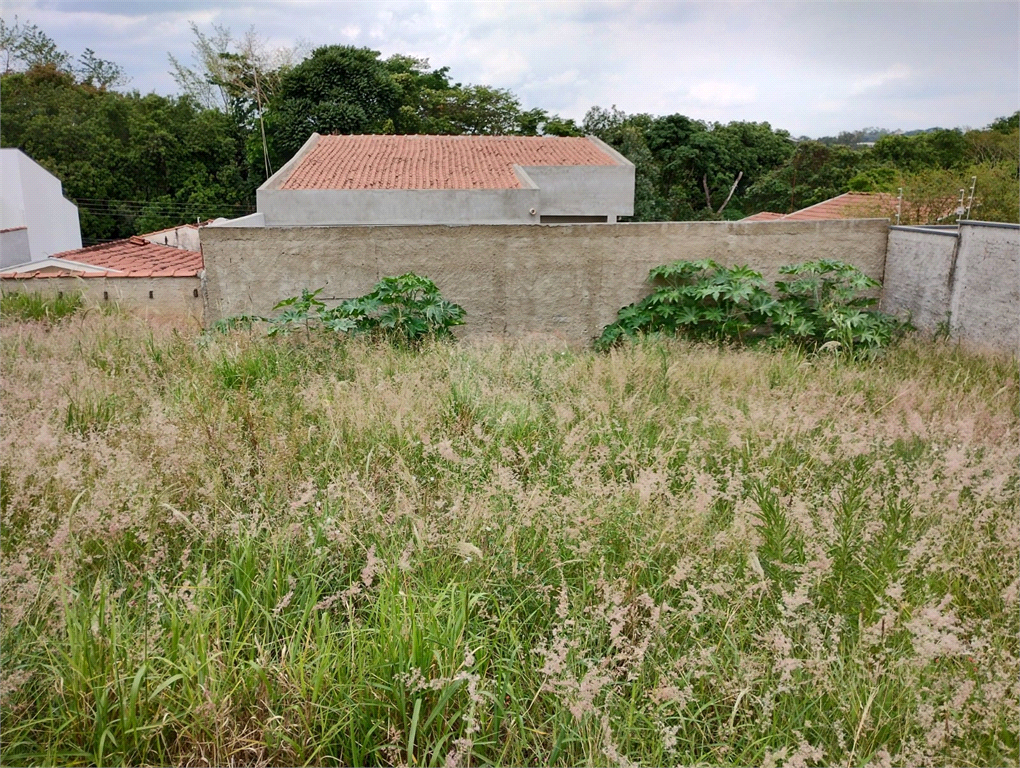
[1,291,82,322]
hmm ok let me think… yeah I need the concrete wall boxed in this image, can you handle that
[0,149,82,260]
[883,221,1019,354]
[257,186,542,227]
[881,225,959,332]
[201,218,889,344]
[142,224,202,251]
[949,222,1019,354]
[0,227,31,268]
[1,276,204,326]
[522,164,635,220]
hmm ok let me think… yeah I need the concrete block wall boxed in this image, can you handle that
[883,221,1019,355]
[881,225,959,333]
[949,222,1019,354]
[0,276,205,326]
[201,219,889,345]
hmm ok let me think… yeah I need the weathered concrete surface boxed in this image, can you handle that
[0,227,31,268]
[881,226,959,332]
[950,222,1019,354]
[201,218,889,344]
[257,186,544,227]
[882,222,1019,355]
[521,164,634,220]
[0,276,204,326]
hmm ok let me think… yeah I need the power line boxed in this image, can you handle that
[73,197,255,210]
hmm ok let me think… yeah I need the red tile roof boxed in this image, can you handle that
[781,192,898,221]
[281,134,620,191]
[740,211,786,222]
[740,193,899,223]
[0,236,203,279]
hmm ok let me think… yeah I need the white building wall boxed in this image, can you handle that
[0,149,82,260]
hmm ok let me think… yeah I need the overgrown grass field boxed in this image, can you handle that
[1,313,1017,766]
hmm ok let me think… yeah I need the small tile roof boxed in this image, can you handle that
[739,211,786,222]
[1,226,28,233]
[0,236,203,279]
[740,193,898,222]
[281,134,620,191]
[781,192,898,221]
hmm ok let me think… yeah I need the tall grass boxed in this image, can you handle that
[1,314,1017,767]
[1,291,83,323]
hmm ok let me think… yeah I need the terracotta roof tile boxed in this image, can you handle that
[281,134,620,191]
[782,192,898,221]
[0,238,203,279]
[740,211,786,222]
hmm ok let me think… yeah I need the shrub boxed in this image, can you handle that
[773,259,907,356]
[595,260,776,351]
[1,290,82,322]
[597,258,908,357]
[217,274,466,346]
[321,273,466,345]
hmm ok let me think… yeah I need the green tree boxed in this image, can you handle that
[746,141,873,214]
[75,48,127,90]
[1,64,254,242]
[988,111,1020,134]
[0,16,70,73]
[265,45,401,166]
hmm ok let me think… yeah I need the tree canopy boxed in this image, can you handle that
[1,18,1016,244]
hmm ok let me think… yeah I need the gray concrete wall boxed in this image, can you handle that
[0,227,31,268]
[257,186,542,227]
[949,222,1019,354]
[200,218,889,344]
[522,164,635,220]
[882,221,1019,355]
[1,275,204,326]
[881,225,959,332]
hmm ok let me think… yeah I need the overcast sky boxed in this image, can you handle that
[5,0,1018,137]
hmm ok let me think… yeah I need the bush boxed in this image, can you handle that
[218,273,466,346]
[594,260,776,351]
[772,259,907,356]
[597,258,908,357]
[1,290,82,322]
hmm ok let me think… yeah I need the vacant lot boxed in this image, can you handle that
[1,313,1017,767]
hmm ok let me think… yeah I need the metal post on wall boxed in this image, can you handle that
[896,188,903,225]
[965,176,977,220]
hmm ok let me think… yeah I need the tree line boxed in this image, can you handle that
[1,18,1016,244]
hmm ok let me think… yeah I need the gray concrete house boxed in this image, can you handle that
[217,133,634,228]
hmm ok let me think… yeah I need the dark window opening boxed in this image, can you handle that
[540,215,608,224]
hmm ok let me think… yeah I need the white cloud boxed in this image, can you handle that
[4,0,1016,137]
[688,81,757,108]
[851,64,912,95]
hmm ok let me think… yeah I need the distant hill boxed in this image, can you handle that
[809,126,972,147]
